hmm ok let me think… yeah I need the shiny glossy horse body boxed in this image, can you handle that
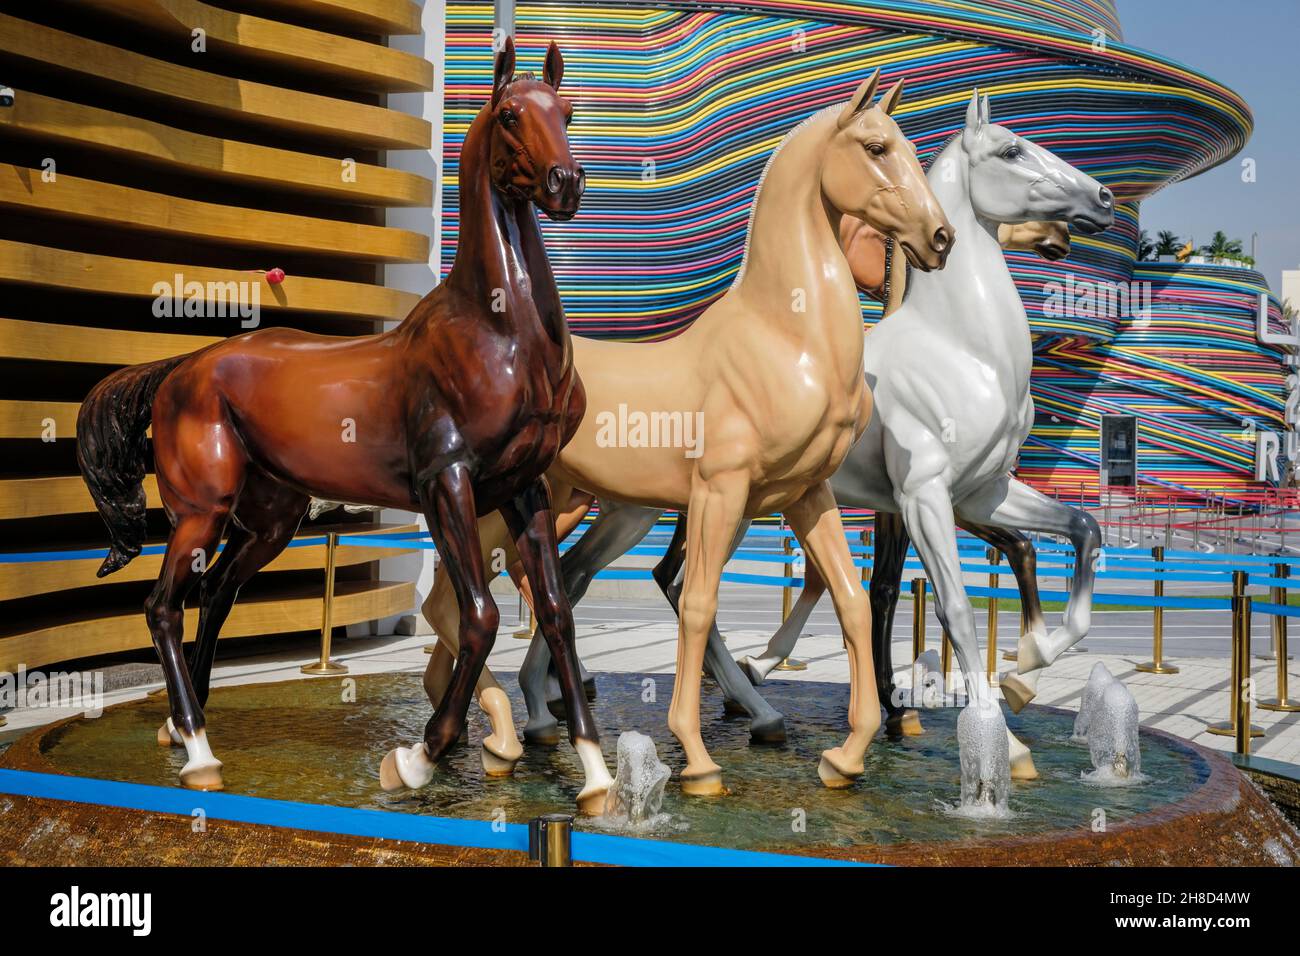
[76,41,614,808]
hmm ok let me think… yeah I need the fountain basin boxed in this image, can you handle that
[1,672,1296,866]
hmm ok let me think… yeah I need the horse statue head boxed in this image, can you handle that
[959,90,1114,235]
[998,220,1071,261]
[820,72,954,272]
[487,38,585,221]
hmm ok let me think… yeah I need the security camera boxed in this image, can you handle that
[0,86,13,108]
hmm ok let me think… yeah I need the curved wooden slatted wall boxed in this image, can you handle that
[0,2,434,674]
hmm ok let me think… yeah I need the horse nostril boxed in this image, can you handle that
[932,226,952,253]
[574,166,586,197]
[1098,185,1114,209]
[546,164,565,195]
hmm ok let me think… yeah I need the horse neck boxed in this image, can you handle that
[904,140,1030,364]
[730,109,861,355]
[438,109,568,348]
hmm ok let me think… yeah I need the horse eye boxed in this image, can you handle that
[499,109,518,127]
[865,143,886,157]
[1004,146,1021,160]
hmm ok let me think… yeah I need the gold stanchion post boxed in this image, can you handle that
[1236,594,1254,755]
[1260,561,1299,712]
[860,529,871,585]
[1208,570,1263,738]
[1137,546,1178,674]
[986,548,1000,683]
[911,578,926,661]
[512,602,535,640]
[302,532,348,676]
[776,534,807,671]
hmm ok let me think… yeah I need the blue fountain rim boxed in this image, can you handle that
[0,768,874,868]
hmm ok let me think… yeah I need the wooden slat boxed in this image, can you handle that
[0,400,78,440]
[0,240,422,322]
[0,318,220,366]
[0,164,429,264]
[0,523,420,602]
[0,475,160,521]
[0,579,415,672]
[87,0,432,92]
[0,91,432,206]
[0,14,431,150]
[251,0,421,36]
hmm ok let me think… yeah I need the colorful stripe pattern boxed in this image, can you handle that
[442,2,1282,493]
[1019,264,1288,493]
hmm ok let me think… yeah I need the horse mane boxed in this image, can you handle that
[731,102,841,287]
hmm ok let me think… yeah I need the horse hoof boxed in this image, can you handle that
[523,720,561,746]
[817,748,862,789]
[481,744,519,777]
[738,656,766,686]
[886,709,924,736]
[379,744,435,792]
[722,696,748,717]
[157,719,183,747]
[576,783,610,817]
[1010,746,1039,781]
[1000,674,1036,714]
[680,766,726,797]
[749,714,787,744]
[583,677,598,701]
[179,757,224,792]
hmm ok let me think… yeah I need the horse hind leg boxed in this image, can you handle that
[159,484,307,747]
[147,509,232,790]
[871,511,923,736]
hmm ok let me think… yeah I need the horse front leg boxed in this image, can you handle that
[959,477,1101,712]
[381,460,499,792]
[502,479,613,814]
[420,506,521,769]
[899,477,1038,780]
[956,516,1045,773]
[669,470,750,796]
[520,494,659,744]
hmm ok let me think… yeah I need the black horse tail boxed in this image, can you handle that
[76,354,188,577]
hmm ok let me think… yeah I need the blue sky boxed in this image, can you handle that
[1117,0,1300,294]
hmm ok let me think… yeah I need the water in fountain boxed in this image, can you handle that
[602,731,672,830]
[1072,661,1114,743]
[950,699,1012,819]
[1082,680,1145,786]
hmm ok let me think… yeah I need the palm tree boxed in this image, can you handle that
[1155,230,1181,257]
[1200,230,1244,261]
[1136,230,1155,261]
[1285,299,1297,322]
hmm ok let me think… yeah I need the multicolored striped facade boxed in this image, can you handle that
[442,1,1290,498]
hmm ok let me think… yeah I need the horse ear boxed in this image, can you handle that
[980,94,991,127]
[878,77,905,116]
[964,89,982,132]
[543,41,564,91]
[838,70,881,129]
[492,36,516,108]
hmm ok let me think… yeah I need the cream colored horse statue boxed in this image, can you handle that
[407,72,954,800]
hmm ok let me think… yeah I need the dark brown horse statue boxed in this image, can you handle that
[76,39,614,811]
